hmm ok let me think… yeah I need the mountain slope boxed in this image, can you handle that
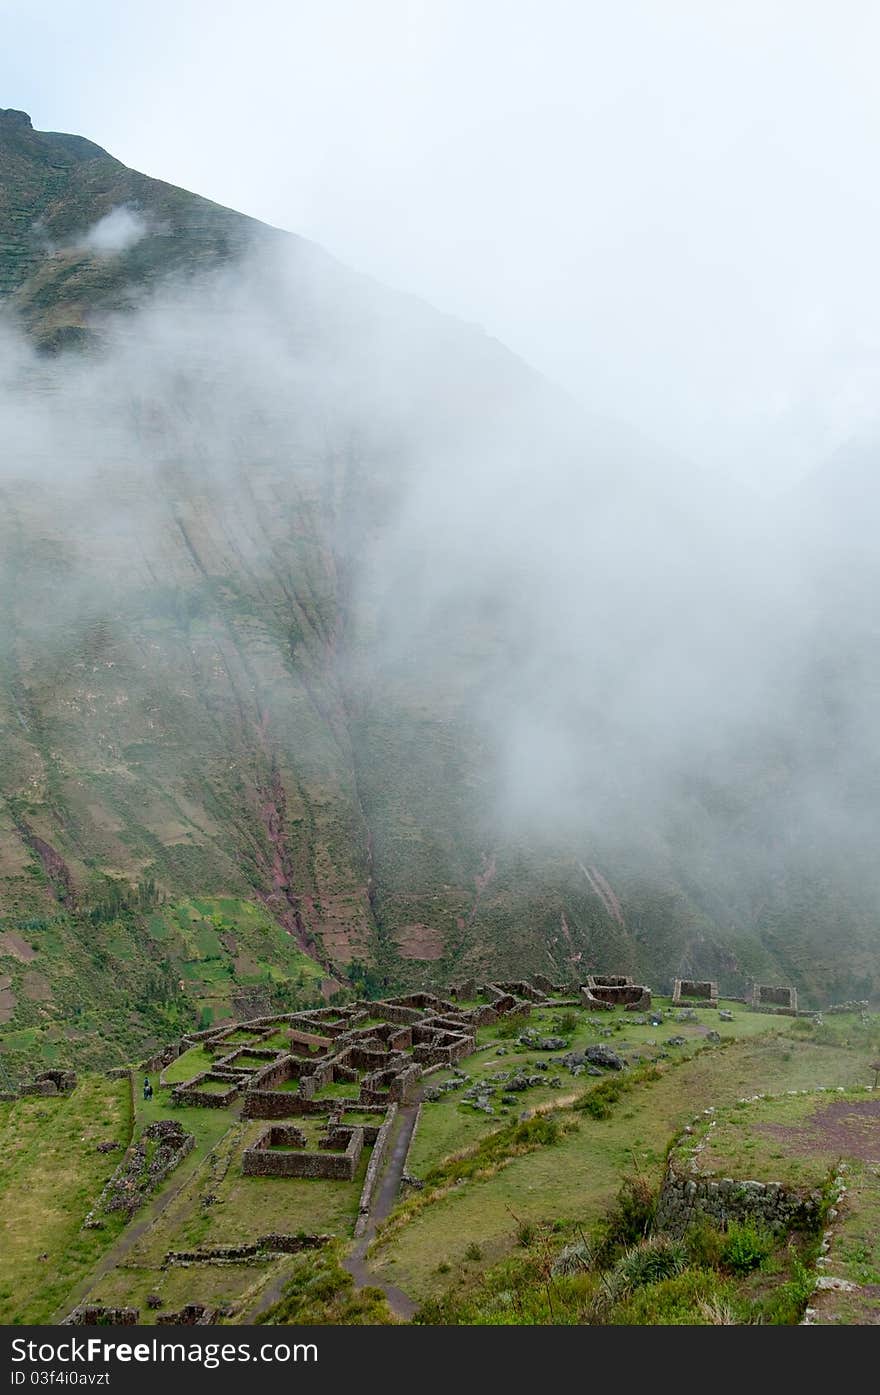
[0,109,877,1079]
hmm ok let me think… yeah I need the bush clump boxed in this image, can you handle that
[720,1219,774,1274]
[608,1235,688,1298]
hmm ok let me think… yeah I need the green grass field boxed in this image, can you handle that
[0,1001,877,1325]
[0,1077,131,1322]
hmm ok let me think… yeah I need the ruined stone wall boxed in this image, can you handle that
[390,1063,423,1103]
[464,1004,498,1027]
[171,1074,242,1107]
[164,1234,329,1265]
[411,1037,473,1066]
[353,1105,398,1237]
[142,1042,185,1074]
[494,980,547,1003]
[248,1123,308,1150]
[753,984,798,1012]
[83,1121,195,1227]
[62,1306,139,1326]
[655,1168,824,1238]
[582,983,651,1010]
[242,1126,364,1180]
[387,992,457,1014]
[672,979,719,1007]
[450,978,478,1001]
[482,988,520,1014]
[248,1054,309,1092]
[153,1304,217,1325]
[359,1002,423,1026]
[214,1046,284,1073]
[287,1029,332,1056]
[242,1091,336,1120]
[529,974,556,995]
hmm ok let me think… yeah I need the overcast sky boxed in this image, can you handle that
[5,0,880,490]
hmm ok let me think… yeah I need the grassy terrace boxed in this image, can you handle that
[1,1001,877,1324]
[369,1007,879,1306]
[0,1076,131,1323]
[407,996,774,1174]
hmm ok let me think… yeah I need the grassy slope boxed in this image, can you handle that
[368,1011,879,1305]
[0,896,327,1085]
[0,1076,130,1322]
[2,1005,877,1325]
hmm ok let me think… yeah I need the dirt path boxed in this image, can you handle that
[342,1102,421,1320]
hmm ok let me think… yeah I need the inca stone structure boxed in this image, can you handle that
[751,983,798,1015]
[140,969,803,1199]
[159,984,546,1188]
[580,975,652,1011]
[672,979,719,1009]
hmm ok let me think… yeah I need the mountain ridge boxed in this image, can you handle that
[1,110,877,1081]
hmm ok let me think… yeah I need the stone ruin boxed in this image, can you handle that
[242,1122,365,1180]
[672,979,719,1009]
[62,1305,139,1326]
[580,975,652,1011]
[18,1068,77,1097]
[63,1302,217,1326]
[83,1119,195,1226]
[751,983,798,1015]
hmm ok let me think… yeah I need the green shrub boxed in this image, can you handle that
[594,1174,657,1263]
[464,1242,483,1262]
[512,1115,559,1147]
[516,1221,535,1247]
[608,1268,740,1325]
[608,1235,688,1297]
[685,1220,725,1269]
[720,1219,773,1274]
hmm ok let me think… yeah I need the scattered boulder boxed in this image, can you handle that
[585,1045,625,1071]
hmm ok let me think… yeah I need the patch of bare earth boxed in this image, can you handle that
[755,1098,880,1163]
[21,970,51,1002]
[391,924,444,961]
[0,931,36,962]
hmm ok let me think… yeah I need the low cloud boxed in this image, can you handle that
[75,206,148,256]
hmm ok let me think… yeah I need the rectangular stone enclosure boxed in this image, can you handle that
[672,979,719,1008]
[581,975,652,1011]
[242,1124,364,1180]
[752,984,798,1014]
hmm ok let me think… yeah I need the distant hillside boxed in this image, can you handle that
[1,108,878,1080]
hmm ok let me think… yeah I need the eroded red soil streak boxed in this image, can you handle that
[580,862,625,926]
[252,766,321,963]
[755,1098,880,1161]
[15,821,76,906]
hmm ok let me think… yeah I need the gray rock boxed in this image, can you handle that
[585,1045,625,1071]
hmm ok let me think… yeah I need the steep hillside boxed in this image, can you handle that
[1,108,878,1079]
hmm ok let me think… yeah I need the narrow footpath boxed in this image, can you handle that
[342,1101,420,1320]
